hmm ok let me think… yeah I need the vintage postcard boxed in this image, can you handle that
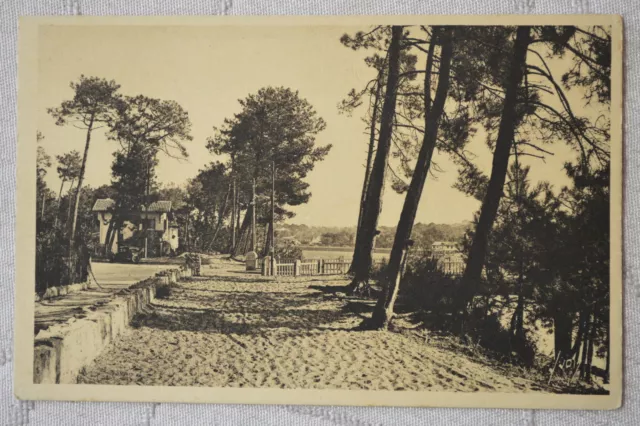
[15,15,623,409]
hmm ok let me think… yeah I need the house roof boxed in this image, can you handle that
[92,198,173,213]
[432,241,457,247]
[92,198,115,212]
[142,201,172,213]
[281,236,301,244]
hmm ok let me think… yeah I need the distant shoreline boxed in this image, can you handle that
[299,245,390,254]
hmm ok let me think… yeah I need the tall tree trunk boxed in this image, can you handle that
[585,307,597,383]
[251,178,257,252]
[236,195,242,245]
[241,222,251,254]
[105,215,122,257]
[57,179,66,202]
[54,179,66,228]
[185,211,190,252]
[570,310,587,363]
[230,178,236,253]
[348,25,404,293]
[605,321,610,384]
[200,212,209,252]
[233,208,251,257]
[262,222,273,257]
[104,216,115,256]
[553,309,573,361]
[511,293,525,344]
[369,28,452,329]
[458,26,531,319]
[142,158,151,256]
[66,178,76,226]
[40,193,46,220]
[510,146,526,346]
[262,224,269,254]
[579,309,592,380]
[103,200,122,257]
[351,70,384,274]
[69,115,95,248]
[270,161,276,256]
[209,183,231,250]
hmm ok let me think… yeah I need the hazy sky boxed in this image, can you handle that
[38,24,596,227]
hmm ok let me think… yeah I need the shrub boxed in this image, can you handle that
[36,225,89,294]
[275,240,304,261]
[370,257,388,280]
[467,310,537,367]
[401,255,459,318]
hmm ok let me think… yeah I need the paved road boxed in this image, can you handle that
[35,261,179,331]
[91,261,178,291]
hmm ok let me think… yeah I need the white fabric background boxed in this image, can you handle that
[0,1,637,424]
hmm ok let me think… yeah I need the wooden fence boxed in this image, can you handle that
[322,260,351,275]
[261,257,384,277]
[438,258,465,275]
[256,253,463,278]
[431,254,465,276]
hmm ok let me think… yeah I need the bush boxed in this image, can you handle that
[275,240,303,261]
[401,255,459,317]
[396,253,538,366]
[369,257,387,280]
[467,310,537,367]
[36,225,89,294]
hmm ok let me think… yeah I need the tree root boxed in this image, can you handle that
[347,279,372,298]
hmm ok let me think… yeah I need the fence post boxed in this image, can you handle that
[294,260,301,277]
[320,259,324,275]
[316,259,321,275]
[262,256,269,276]
[271,256,277,277]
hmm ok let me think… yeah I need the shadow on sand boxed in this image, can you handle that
[132,275,364,336]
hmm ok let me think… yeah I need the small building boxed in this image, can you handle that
[437,253,465,275]
[92,198,179,256]
[308,236,322,246]
[431,241,459,258]
[281,236,301,246]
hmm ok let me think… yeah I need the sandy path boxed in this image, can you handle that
[78,260,542,392]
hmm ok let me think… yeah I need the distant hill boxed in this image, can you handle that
[278,222,471,249]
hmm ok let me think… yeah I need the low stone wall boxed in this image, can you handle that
[33,264,193,384]
[35,273,98,302]
[36,283,85,302]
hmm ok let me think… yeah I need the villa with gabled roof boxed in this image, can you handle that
[92,198,179,256]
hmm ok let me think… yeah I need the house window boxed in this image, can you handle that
[144,219,156,230]
[164,219,168,231]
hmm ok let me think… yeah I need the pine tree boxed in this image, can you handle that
[348,26,404,294]
[207,87,330,256]
[369,26,454,329]
[48,76,121,249]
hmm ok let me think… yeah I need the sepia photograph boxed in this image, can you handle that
[15,15,622,409]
